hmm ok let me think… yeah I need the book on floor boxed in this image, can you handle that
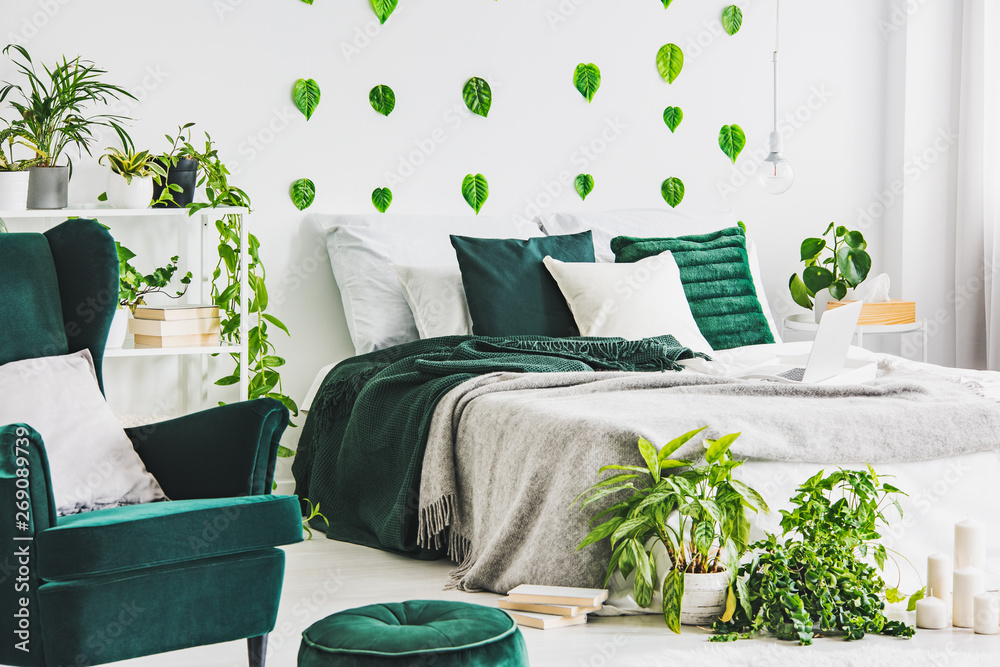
[506,585,609,608]
[128,317,221,337]
[133,305,220,321]
[497,598,600,617]
[503,610,588,630]
[133,333,221,348]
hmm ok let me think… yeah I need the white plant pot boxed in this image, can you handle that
[107,308,129,349]
[107,172,153,209]
[814,288,855,324]
[680,571,731,626]
[0,171,30,211]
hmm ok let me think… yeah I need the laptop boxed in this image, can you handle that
[736,300,865,384]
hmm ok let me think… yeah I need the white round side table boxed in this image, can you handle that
[781,313,929,363]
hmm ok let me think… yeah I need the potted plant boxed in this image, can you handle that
[789,223,873,322]
[713,467,918,645]
[0,120,44,210]
[0,44,134,209]
[99,139,166,209]
[108,240,192,348]
[151,123,199,208]
[575,427,769,632]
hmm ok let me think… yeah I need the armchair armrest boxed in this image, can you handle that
[1,424,55,667]
[126,399,289,500]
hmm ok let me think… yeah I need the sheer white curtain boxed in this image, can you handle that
[954,0,1000,369]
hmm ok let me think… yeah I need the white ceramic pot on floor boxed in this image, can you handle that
[107,172,153,209]
[0,171,30,210]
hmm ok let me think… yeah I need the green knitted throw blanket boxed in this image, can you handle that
[292,335,703,558]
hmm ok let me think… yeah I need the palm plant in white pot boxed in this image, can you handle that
[575,427,769,632]
[0,120,44,210]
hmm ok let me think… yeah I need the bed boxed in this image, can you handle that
[293,210,1000,616]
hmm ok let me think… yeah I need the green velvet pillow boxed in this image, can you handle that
[451,231,595,337]
[611,227,774,350]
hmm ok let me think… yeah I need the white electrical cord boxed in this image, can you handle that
[772,0,781,133]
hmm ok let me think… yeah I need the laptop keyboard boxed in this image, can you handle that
[777,367,806,382]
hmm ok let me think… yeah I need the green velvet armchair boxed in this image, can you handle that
[0,219,303,667]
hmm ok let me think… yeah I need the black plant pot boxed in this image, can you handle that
[152,157,198,208]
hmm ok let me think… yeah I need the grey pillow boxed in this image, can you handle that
[0,351,167,515]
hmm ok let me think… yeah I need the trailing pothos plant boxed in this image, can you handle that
[789,223,872,310]
[574,427,769,633]
[712,467,919,645]
[116,243,192,314]
[155,126,298,427]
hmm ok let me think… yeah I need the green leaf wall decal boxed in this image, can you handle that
[722,5,743,35]
[462,174,489,215]
[371,0,397,24]
[575,174,594,201]
[369,85,396,116]
[290,178,315,211]
[574,63,602,103]
[719,124,747,163]
[661,177,685,208]
[292,78,321,120]
[656,44,684,84]
[372,187,393,213]
[663,106,683,133]
[661,0,674,7]
[300,0,313,4]
[463,77,492,118]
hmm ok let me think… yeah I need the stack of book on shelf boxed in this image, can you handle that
[129,305,221,348]
[499,585,608,630]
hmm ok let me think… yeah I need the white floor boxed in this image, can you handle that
[117,538,1000,667]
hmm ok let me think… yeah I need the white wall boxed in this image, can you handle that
[2,0,901,422]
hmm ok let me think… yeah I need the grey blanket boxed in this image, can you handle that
[417,358,1000,594]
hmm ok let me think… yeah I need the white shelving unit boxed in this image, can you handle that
[0,204,250,405]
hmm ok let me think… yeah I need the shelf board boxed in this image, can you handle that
[104,342,245,358]
[0,204,247,219]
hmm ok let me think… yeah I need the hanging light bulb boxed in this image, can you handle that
[758,0,794,195]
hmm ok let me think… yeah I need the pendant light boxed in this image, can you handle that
[758,0,795,195]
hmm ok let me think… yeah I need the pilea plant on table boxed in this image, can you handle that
[575,427,769,633]
[154,125,298,426]
[712,467,918,645]
[789,223,873,310]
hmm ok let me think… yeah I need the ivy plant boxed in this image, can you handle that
[575,427,769,633]
[114,241,192,314]
[575,174,594,201]
[661,177,685,208]
[656,44,684,84]
[462,173,489,215]
[293,78,321,120]
[372,187,393,213]
[789,223,872,309]
[713,467,917,645]
[463,77,492,118]
[573,63,601,103]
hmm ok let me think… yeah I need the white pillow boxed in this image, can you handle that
[316,214,542,354]
[536,209,781,343]
[543,252,714,354]
[390,264,473,338]
[0,351,167,515]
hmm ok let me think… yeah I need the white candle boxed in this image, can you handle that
[927,553,952,604]
[974,592,999,635]
[955,519,986,570]
[916,594,948,629]
[953,567,986,628]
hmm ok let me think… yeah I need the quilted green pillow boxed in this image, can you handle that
[611,227,774,350]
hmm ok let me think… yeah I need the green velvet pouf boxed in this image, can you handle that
[298,600,529,666]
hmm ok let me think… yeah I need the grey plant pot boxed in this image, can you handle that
[27,166,70,210]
